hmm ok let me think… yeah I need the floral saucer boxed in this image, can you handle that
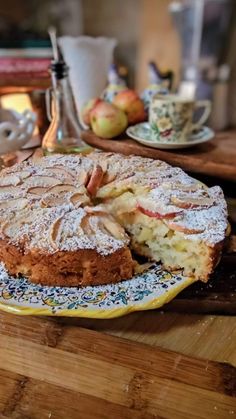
[126,123,215,150]
[0,262,195,318]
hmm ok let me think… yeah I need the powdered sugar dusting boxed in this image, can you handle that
[136,179,228,245]
[2,204,126,255]
[92,152,228,246]
[0,151,228,258]
[169,186,228,244]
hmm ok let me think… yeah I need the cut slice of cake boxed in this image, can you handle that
[104,175,227,282]
[95,152,228,282]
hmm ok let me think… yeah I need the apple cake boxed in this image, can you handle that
[0,151,228,286]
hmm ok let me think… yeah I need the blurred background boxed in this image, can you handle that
[0,0,235,133]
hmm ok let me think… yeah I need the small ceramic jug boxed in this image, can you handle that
[141,62,173,112]
[101,64,127,103]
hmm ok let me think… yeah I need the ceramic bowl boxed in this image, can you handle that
[0,108,36,155]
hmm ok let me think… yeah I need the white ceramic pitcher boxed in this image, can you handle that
[59,36,117,119]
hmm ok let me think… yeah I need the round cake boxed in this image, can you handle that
[0,151,228,286]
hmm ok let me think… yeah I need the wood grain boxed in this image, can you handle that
[167,255,236,314]
[70,311,236,366]
[0,312,235,419]
[0,369,146,419]
[82,130,236,182]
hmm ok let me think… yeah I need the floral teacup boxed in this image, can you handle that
[149,94,211,142]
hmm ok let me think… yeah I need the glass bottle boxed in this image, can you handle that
[42,60,87,154]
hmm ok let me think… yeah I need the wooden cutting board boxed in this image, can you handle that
[0,311,235,419]
[167,255,236,314]
[82,130,236,182]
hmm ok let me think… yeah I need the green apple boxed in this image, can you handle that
[90,101,128,139]
[81,98,102,126]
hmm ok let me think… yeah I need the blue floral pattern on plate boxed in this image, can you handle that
[0,262,195,317]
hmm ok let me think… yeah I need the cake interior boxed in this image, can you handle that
[123,212,213,279]
[103,191,217,281]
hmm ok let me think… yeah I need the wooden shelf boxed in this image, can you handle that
[0,76,50,92]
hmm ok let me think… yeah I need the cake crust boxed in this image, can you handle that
[0,240,133,287]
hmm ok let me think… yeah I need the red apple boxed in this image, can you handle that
[81,98,102,126]
[171,196,214,209]
[90,101,128,139]
[137,204,179,219]
[165,220,204,234]
[87,165,104,196]
[113,89,146,125]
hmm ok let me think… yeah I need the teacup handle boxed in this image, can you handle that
[191,100,211,131]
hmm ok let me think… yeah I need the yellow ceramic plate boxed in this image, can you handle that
[0,263,196,318]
